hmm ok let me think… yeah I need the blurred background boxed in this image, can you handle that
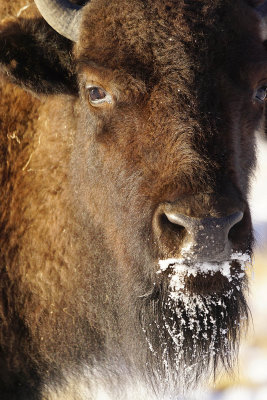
[205,135,267,400]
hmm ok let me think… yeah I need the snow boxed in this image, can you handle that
[158,252,250,296]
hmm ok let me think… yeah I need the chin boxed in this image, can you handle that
[139,253,250,389]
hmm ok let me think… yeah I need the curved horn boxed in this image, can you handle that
[34,0,83,42]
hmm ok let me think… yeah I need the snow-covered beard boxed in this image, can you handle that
[139,258,249,393]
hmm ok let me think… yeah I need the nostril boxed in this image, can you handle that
[226,211,244,229]
[164,212,195,232]
[165,212,187,226]
[160,213,186,236]
[228,211,244,242]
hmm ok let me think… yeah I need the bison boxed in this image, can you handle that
[0,0,266,398]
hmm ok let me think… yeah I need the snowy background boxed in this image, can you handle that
[196,135,267,400]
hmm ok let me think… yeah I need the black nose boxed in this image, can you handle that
[154,205,244,262]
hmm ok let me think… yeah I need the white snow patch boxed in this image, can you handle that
[158,252,251,296]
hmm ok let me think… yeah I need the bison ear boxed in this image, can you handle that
[0,17,77,95]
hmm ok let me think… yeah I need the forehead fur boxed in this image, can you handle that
[77,0,261,80]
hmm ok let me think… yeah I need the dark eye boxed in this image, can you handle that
[255,86,267,103]
[86,86,112,106]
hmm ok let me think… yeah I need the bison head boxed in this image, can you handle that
[1,0,267,394]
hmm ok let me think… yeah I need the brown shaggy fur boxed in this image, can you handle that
[0,1,267,399]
